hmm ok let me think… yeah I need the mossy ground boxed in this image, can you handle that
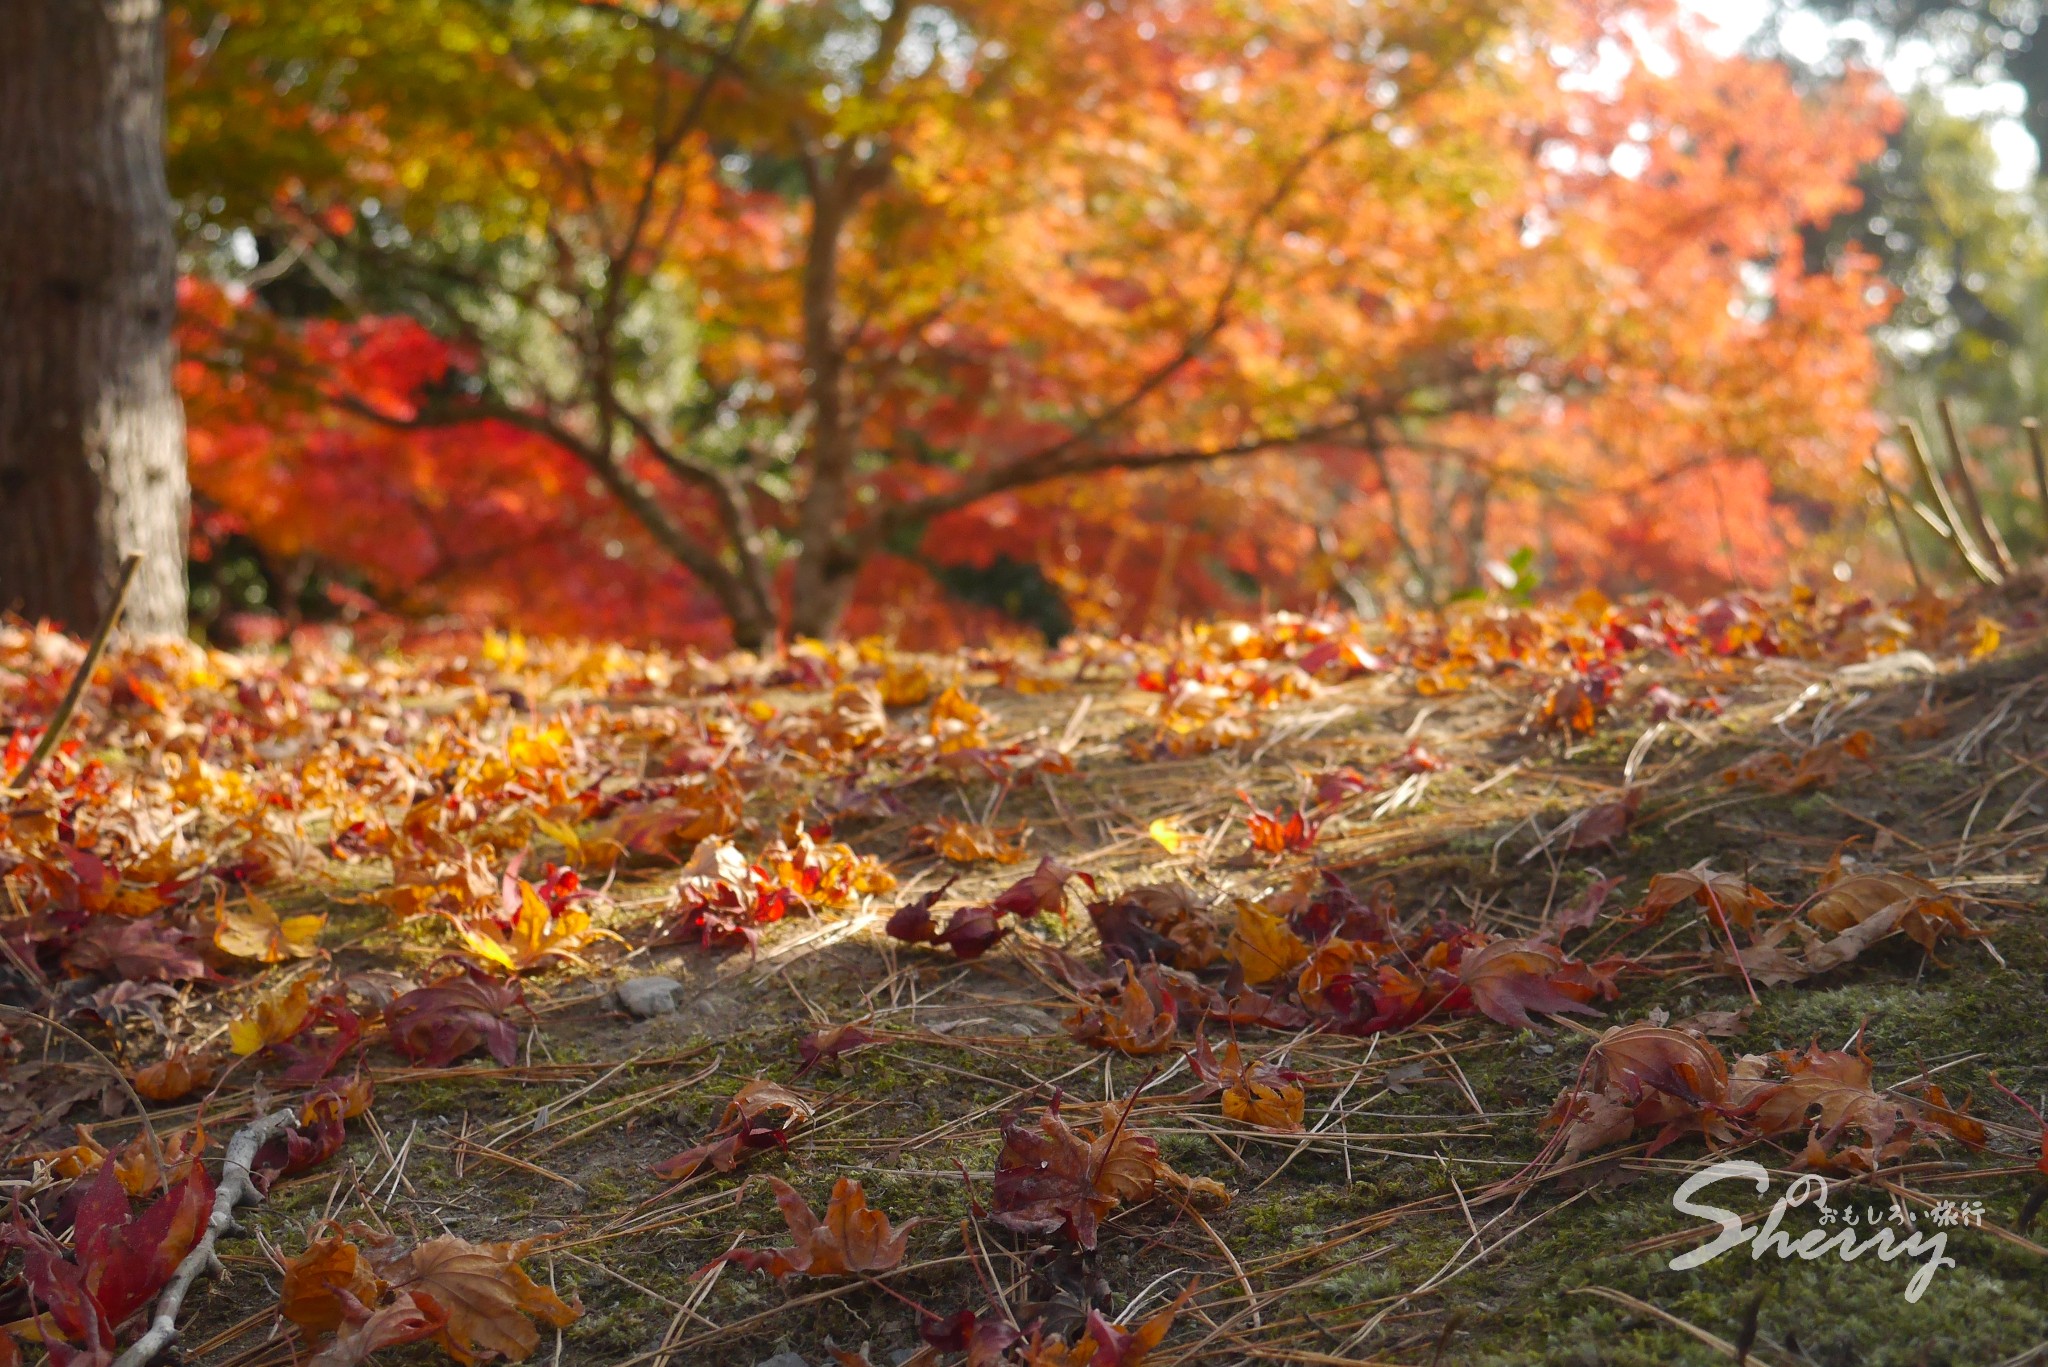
[132,640,2048,1366]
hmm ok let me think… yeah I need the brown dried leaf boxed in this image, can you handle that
[721,1177,919,1278]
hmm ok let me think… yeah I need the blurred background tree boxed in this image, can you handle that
[1769,0,2048,563]
[166,0,1896,648]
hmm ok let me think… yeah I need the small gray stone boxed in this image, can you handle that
[616,976,683,1018]
[755,1354,810,1367]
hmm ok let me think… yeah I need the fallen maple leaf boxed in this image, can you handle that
[1079,1283,1191,1366]
[311,1291,448,1367]
[1553,874,1625,938]
[989,1096,1219,1249]
[1564,790,1639,852]
[384,969,529,1068]
[214,889,326,963]
[3,1156,216,1357]
[1729,1044,1948,1170]
[130,1048,217,1103]
[1456,938,1612,1030]
[1544,1022,1737,1161]
[378,1234,581,1364]
[1065,962,1179,1055]
[1721,730,1876,793]
[595,775,743,861]
[928,685,993,753]
[886,884,1014,960]
[718,1177,919,1278]
[1086,884,1221,970]
[990,856,1093,920]
[62,915,215,984]
[444,872,624,974]
[906,816,1031,865]
[1239,791,1320,855]
[795,1022,880,1077]
[1805,864,1982,958]
[1635,863,1777,931]
[283,1223,388,1334]
[230,976,319,1056]
[1189,1028,1304,1132]
[1223,900,1309,986]
[650,1079,814,1181]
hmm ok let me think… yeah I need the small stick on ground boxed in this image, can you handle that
[4,551,143,793]
[112,1107,299,1367]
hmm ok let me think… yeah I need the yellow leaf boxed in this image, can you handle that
[1147,817,1185,854]
[230,979,314,1056]
[878,660,936,707]
[1225,901,1308,986]
[1970,617,2003,659]
[215,891,326,963]
[1221,1078,1306,1132]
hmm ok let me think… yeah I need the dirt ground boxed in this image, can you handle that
[15,600,2048,1367]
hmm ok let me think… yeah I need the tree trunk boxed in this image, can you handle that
[0,0,189,637]
[787,560,858,642]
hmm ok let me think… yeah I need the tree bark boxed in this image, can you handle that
[0,0,190,637]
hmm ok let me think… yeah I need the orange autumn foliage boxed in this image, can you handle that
[169,0,1894,648]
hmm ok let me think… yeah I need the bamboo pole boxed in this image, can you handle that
[1936,397,2016,573]
[1899,417,2002,584]
[1865,456,1926,593]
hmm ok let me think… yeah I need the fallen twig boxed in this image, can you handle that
[4,551,142,794]
[112,1107,299,1367]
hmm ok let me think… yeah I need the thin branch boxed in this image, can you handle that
[858,415,1363,553]
[1901,417,2002,585]
[111,1108,300,1367]
[5,553,142,793]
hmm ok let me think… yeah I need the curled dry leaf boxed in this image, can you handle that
[1553,874,1625,938]
[990,856,1093,920]
[1239,792,1321,855]
[1806,862,1982,958]
[384,1234,582,1364]
[1064,962,1178,1055]
[282,1222,387,1334]
[719,1177,919,1278]
[1729,1043,1953,1170]
[1188,1028,1304,1132]
[796,1021,881,1077]
[310,1293,448,1367]
[1635,862,1777,931]
[1564,790,1639,852]
[130,1048,218,1102]
[1086,884,1222,971]
[1721,729,1875,793]
[906,816,1031,865]
[1545,1022,1736,1162]
[990,1096,1223,1249]
[1456,937,1617,1030]
[650,1079,814,1181]
[886,884,1009,961]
